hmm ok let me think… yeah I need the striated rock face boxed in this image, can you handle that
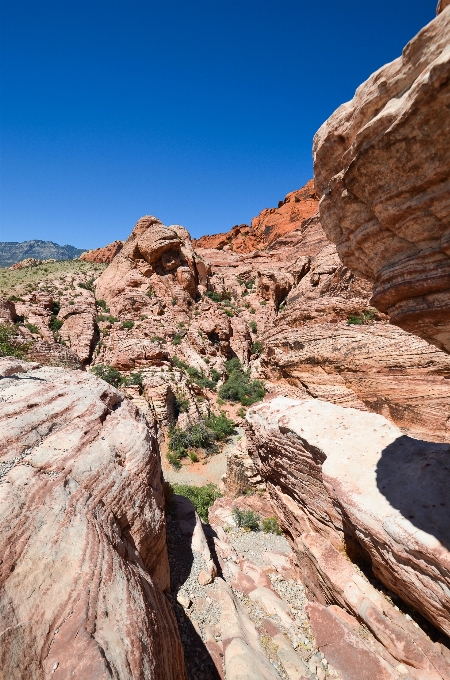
[194,180,319,253]
[246,397,450,678]
[80,240,124,264]
[262,322,450,443]
[313,8,450,352]
[96,216,198,319]
[0,359,185,680]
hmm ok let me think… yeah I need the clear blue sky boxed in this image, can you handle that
[0,0,436,249]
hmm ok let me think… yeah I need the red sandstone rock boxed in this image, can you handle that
[80,240,124,263]
[313,8,450,352]
[194,180,319,253]
[0,359,185,679]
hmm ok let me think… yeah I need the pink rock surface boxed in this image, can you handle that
[313,8,450,352]
[246,397,450,678]
[0,359,185,679]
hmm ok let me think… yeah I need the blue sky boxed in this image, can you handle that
[0,0,436,248]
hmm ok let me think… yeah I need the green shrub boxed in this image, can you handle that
[260,300,267,306]
[237,406,246,418]
[50,316,63,332]
[25,323,39,334]
[78,279,95,292]
[171,297,178,306]
[96,299,109,311]
[204,411,235,441]
[251,341,263,356]
[122,320,134,330]
[249,321,257,334]
[167,451,182,470]
[232,507,260,531]
[211,368,221,384]
[347,309,376,325]
[172,356,218,390]
[96,314,118,323]
[0,323,29,359]
[250,307,256,314]
[151,335,166,343]
[125,371,143,388]
[204,290,222,302]
[172,333,184,345]
[224,309,234,317]
[219,357,265,406]
[90,363,123,388]
[188,451,199,463]
[261,517,282,535]
[146,288,155,297]
[174,392,190,415]
[170,483,222,522]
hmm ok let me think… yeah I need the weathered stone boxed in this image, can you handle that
[0,359,185,679]
[246,396,450,677]
[313,8,450,352]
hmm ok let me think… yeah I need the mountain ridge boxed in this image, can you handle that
[0,239,86,267]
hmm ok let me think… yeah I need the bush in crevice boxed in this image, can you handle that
[167,411,235,468]
[347,308,376,325]
[261,517,282,535]
[232,507,260,531]
[90,363,123,388]
[0,323,29,359]
[169,482,222,522]
[218,357,264,406]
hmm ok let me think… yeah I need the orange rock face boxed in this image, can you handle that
[193,180,319,253]
[0,359,185,680]
[80,240,124,263]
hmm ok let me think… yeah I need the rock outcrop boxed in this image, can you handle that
[0,359,185,679]
[194,180,319,253]
[80,240,124,264]
[96,217,198,319]
[246,396,450,679]
[313,8,450,352]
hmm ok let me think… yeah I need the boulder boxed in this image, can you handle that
[79,240,124,263]
[0,359,185,679]
[246,397,450,674]
[313,8,450,352]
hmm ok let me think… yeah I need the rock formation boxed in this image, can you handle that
[194,180,319,253]
[313,7,450,352]
[246,396,450,679]
[0,358,185,680]
[80,240,124,264]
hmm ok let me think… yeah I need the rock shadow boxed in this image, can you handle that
[166,508,222,680]
[376,434,450,551]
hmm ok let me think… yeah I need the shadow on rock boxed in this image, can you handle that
[376,434,450,550]
[166,508,222,680]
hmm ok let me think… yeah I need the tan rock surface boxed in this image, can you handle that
[0,359,185,680]
[313,8,450,352]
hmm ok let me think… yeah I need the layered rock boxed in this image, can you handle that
[246,396,450,679]
[313,8,450,352]
[80,240,124,264]
[96,217,198,320]
[194,180,319,253]
[0,358,185,679]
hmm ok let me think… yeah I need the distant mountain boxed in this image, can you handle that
[0,240,87,267]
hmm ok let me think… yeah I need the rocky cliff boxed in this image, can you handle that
[193,180,319,253]
[80,240,124,263]
[313,6,450,353]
